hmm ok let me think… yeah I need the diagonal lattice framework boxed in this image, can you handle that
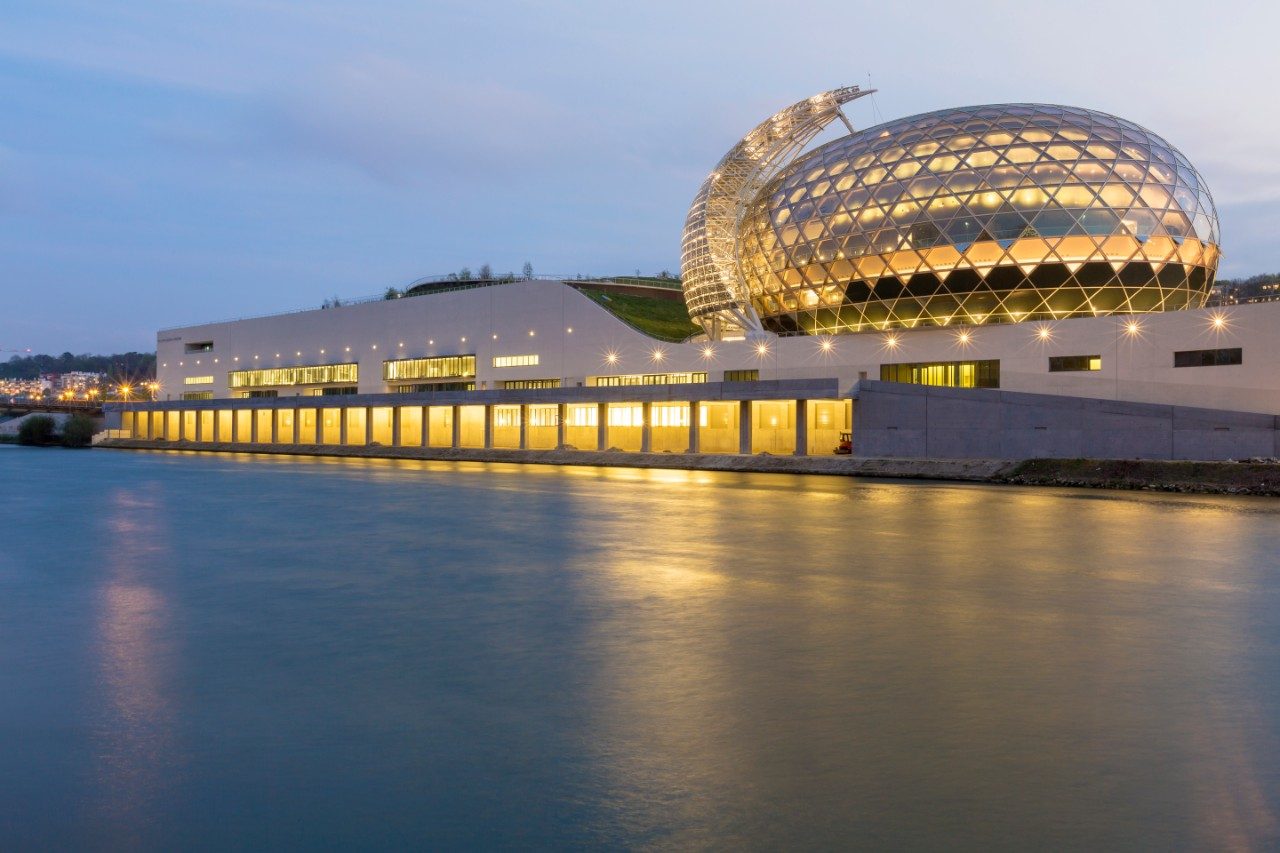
[680,86,874,339]
[734,103,1220,335]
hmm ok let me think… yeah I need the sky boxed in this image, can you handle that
[3,0,1279,353]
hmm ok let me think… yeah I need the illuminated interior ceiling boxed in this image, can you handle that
[679,86,874,340]
[734,103,1220,335]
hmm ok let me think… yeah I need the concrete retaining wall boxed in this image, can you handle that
[853,380,1280,461]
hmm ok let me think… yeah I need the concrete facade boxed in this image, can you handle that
[158,280,1280,417]
[853,380,1280,461]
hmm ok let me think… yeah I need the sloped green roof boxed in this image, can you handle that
[575,287,700,342]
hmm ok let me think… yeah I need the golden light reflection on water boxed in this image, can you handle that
[92,487,177,844]
[106,450,1280,845]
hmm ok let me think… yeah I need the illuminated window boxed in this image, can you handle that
[184,376,214,385]
[593,372,707,387]
[501,379,561,389]
[493,406,521,428]
[880,360,999,388]
[394,382,475,393]
[492,354,539,368]
[564,405,598,427]
[1173,347,1242,367]
[527,406,559,428]
[607,405,644,427]
[229,363,357,388]
[1048,355,1102,372]
[383,355,476,381]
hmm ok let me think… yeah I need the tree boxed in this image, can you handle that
[522,261,534,280]
[17,415,56,446]
[478,263,492,280]
[62,413,96,448]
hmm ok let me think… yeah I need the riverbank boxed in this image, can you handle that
[995,458,1280,496]
[94,438,1010,481]
[93,439,1280,495]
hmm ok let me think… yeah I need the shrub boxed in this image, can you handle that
[62,413,96,448]
[17,415,56,446]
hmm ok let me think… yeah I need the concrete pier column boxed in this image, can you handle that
[519,405,529,450]
[451,405,461,448]
[597,402,608,451]
[640,401,652,453]
[689,401,701,453]
[794,399,808,456]
[391,407,402,446]
[483,405,494,449]
[738,400,752,454]
[556,403,567,449]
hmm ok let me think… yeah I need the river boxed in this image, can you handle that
[1,445,1278,849]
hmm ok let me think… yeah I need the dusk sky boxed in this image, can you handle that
[4,0,1277,353]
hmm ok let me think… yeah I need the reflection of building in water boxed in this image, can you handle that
[92,488,177,844]
[110,89,1280,461]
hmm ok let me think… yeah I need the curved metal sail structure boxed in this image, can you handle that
[680,86,874,339]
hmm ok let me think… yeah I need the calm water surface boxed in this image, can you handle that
[1,445,1279,850]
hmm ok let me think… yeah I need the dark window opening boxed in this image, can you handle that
[1048,355,1102,372]
[1173,348,1242,367]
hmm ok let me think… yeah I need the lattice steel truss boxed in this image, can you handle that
[735,103,1220,335]
[680,86,874,339]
